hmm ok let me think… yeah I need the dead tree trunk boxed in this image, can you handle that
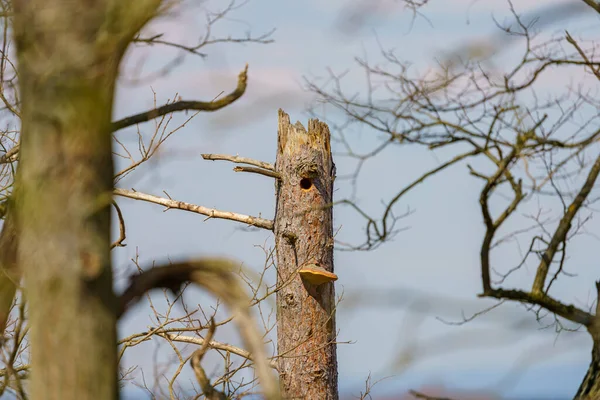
[274,110,339,399]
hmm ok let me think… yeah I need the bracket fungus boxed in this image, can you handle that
[298,263,338,286]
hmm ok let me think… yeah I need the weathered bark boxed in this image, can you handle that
[575,287,600,400]
[11,1,160,399]
[575,342,600,400]
[274,110,339,399]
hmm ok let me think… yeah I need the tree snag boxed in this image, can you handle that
[274,110,339,399]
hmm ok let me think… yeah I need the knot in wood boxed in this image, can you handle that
[284,293,296,308]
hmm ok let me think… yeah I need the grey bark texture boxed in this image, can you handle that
[274,109,339,399]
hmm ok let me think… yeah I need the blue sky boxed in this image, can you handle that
[110,0,600,398]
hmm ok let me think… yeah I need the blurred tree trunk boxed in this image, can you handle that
[274,110,339,399]
[11,1,159,399]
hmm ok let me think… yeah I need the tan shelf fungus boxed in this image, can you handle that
[298,263,338,286]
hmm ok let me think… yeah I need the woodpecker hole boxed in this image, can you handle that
[300,178,313,190]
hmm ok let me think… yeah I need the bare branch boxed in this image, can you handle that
[113,188,274,230]
[112,65,248,132]
[480,288,593,327]
[0,145,18,164]
[160,332,278,370]
[566,31,600,80]
[233,166,281,179]
[202,153,275,171]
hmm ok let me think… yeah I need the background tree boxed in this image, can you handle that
[308,1,600,398]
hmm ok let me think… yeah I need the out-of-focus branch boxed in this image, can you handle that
[133,0,274,58]
[580,0,600,14]
[566,31,600,80]
[478,148,523,294]
[0,145,18,164]
[134,30,274,58]
[409,390,456,400]
[4,66,250,165]
[110,201,126,249]
[117,258,280,400]
[112,65,248,132]
[114,188,273,230]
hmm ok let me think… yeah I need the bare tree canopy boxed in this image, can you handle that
[309,0,600,398]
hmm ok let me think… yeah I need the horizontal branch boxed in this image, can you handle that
[112,65,249,132]
[233,166,281,179]
[480,288,593,327]
[114,188,273,230]
[159,332,278,370]
[202,153,275,171]
[3,67,250,162]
